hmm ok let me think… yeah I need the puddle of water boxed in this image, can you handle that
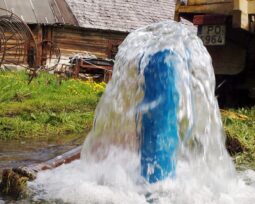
[0,140,76,172]
[0,134,86,203]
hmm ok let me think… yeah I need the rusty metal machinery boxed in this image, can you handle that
[26,40,61,84]
[0,8,38,69]
[0,8,61,72]
[70,56,114,82]
[40,40,61,71]
[0,26,5,63]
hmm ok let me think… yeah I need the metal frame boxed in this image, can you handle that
[0,8,38,69]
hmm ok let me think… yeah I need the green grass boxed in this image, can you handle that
[0,71,105,141]
[221,108,255,169]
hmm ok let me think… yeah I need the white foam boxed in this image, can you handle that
[30,148,255,204]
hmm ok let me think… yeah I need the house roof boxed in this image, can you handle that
[0,0,78,25]
[65,0,176,32]
[0,0,176,32]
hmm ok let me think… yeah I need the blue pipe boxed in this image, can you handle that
[138,49,179,183]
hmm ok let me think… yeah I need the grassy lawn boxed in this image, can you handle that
[0,71,105,141]
[0,71,254,169]
[222,108,255,169]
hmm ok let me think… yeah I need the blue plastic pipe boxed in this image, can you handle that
[138,49,179,183]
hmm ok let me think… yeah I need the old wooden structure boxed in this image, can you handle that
[0,0,176,69]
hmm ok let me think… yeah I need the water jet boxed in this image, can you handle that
[26,21,255,204]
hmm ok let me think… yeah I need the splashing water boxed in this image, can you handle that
[30,21,255,204]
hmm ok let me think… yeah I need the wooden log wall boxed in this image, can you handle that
[50,25,127,64]
[1,32,29,66]
[15,24,127,68]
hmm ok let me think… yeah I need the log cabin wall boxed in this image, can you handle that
[45,25,127,65]
[29,24,127,66]
[29,25,43,67]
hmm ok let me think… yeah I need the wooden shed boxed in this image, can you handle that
[0,0,176,66]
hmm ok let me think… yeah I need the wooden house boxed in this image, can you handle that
[0,0,176,66]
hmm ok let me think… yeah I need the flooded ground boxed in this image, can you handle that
[0,141,74,172]
[0,134,85,203]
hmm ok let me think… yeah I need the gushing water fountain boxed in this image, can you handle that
[30,21,255,204]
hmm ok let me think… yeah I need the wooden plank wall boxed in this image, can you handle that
[27,24,127,67]
[1,31,33,67]
[50,26,127,64]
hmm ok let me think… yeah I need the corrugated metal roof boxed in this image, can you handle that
[0,0,78,25]
[65,0,176,32]
[0,0,177,33]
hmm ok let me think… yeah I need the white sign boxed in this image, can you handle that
[198,25,226,46]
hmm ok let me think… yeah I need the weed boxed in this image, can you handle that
[0,71,104,140]
[222,108,255,169]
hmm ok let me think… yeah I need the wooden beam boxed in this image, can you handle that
[178,2,234,15]
[36,25,43,67]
